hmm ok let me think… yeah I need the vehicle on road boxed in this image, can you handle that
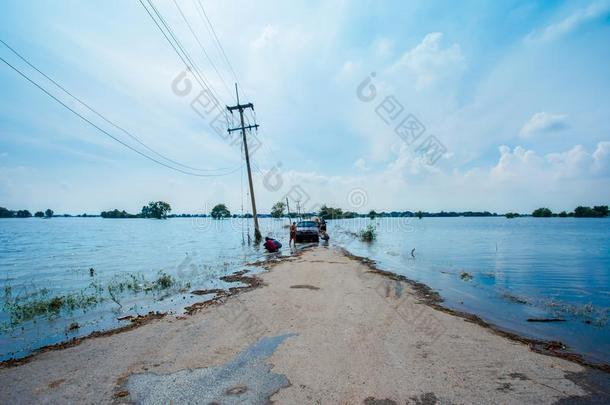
[295,220,320,243]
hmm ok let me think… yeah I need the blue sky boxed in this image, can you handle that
[1,0,609,214]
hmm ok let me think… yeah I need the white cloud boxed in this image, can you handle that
[386,143,443,177]
[519,112,568,137]
[592,141,610,173]
[256,142,610,213]
[3,1,610,214]
[251,25,279,50]
[493,142,610,181]
[546,141,610,177]
[526,0,610,43]
[389,32,465,90]
[353,158,370,172]
[491,145,543,181]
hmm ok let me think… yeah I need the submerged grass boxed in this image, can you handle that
[1,270,183,328]
[3,286,101,326]
[542,300,610,327]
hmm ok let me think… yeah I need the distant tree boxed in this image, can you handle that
[532,208,552,217]
[461,211,493,217]
[101,209,137,219]
[416,211,423,219]
[211,204,231,219]
[16,210,32,218]
[270,201,286,218]
[34,211,45,218]
[141,201,171,219]
[574,205,609,218]
[0,207,14,218]
[343,211,358,219]
[574,206,594,217]
[318,205,343,220]
[368,210,378,219]
[505,213,520,219]
[44,209,54,218]
[243,213,253,218]
[558,211,568,218]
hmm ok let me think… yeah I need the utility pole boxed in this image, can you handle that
[286,197,291,221]
[227,84,261,242]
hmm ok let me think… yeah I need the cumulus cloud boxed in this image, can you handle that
[519,112,568,137]
[592,141,610,173]
[491,145,544,181]
[526,0,610,43]
[254,142,610,213]
[493,142,610,181]
[389,32,465,90]
[547,141,610,177]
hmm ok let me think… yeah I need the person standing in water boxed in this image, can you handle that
[289,222,297,246]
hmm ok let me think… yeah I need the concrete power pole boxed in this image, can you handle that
[227,84,261,241]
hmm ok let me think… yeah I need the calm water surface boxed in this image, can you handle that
[0,217,609,364]
[333,216,610,365]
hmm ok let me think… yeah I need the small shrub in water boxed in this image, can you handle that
[359,224,377,242]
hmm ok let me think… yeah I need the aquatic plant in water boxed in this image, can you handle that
[1,270,181,327]
[542,300,609,327]
[155,272,174,289]
[2,285,101,326]
[359,225,377,242]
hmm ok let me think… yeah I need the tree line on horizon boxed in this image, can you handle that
[0,207,54,218]
[522,205,609,218]
[2,203,608,220]
[101,201,172,219]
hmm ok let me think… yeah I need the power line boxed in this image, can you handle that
[148,1,270,182]
[170,0,234,103]
[0,55,240,177]
[194,0,241,99]
[144,0,212,92]
[139,0,227,116]
[193,0,257,126]
[0,38,240,174]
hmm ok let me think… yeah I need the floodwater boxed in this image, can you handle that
[0,216,609,365]
[332,216,610,365]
